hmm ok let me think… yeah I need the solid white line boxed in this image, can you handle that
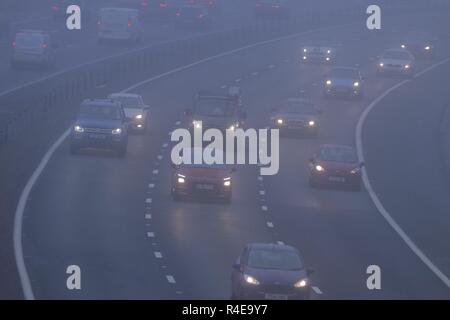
[13,128,71,300]
[12,22,355,299]
[312,286,323,295]
[356,57,450,289]
[166,275,176,283]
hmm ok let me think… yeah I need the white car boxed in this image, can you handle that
[97,8,141,43]
[377,48,415,77]
[301,45,335,64]
[323,67,364,100]
[108,93,149,132]
[11,30,56,68]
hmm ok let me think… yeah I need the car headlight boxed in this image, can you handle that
[327,49,331,54]
[112,128,122,135]
[303,48,307,53]
[404,64,410,69]
[325,57,330,61]
[308,120,315,127]
[326,80,332,86]
[277,119,283,125]
[315,165,324,172]
[425,46,430,50]
[244,274,259,285]
[193,120,202,129]
[74,125,84,133]
[135,114,143,120]
[401,44,406,49]
[177,174,185,184]
[353,82,359,87]
[379,62,384,67]
[303,56,307,60]
[223,177,231,187]
[294,278,308,288]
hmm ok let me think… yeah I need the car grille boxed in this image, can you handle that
[287,120,306,127]
[258,284,296,295]
[386,64,402,68]
[84,128,112,134]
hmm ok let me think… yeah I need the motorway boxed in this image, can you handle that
[14,6,450,299]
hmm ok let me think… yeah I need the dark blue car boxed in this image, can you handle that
[70,99,129,157]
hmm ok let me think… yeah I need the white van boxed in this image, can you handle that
[97,8,141,43]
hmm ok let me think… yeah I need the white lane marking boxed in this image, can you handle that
[166,275,176,283]
[261,205,268,211]
[176,291,183,295]
[251,72,259,76]
[268,64,275,69]
[267,222,274,228]
[14,128,71,300]
[13,23,356,299]
[259,190,266,196]
[356,57,450,289]
[175,121,181,126]
[147,232,155,238]
[154,252,163,258]
[152,169,159,175]
[235,78,242,83]
[148,183,155,188]
[220,85,227,89]
[258,176,263,181]
[145,214,152,219]
[157,155,163,161]
[162,143,168,148]
[146,198,152,204]
[312,286,323,295]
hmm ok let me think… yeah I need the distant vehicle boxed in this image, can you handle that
[97,8,141,44]
[174,5,212,30]
[108,93,150,132]
[254,0,291,19]
[138,0,179,21]
[323,67,364,100]
[377,48,415,77]
[70,99,129,157]
[301,45,336,64]
[271,98,321,137]
[185,86,246,133]
[231,243,313,300]
[11,30,56,69]
[183,0,221,14]
[171,148,235,203]
[51,0,92,23]
[308,144,364,191]
[400,32,435,59]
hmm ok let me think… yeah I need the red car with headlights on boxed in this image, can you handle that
[309,144,364,191]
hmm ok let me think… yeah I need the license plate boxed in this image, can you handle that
[196,184,214,190]
[265,293,288,300]
[329,176,345,182]
[89,133,106,139]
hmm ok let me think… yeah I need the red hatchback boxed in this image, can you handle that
[308,144,364,191]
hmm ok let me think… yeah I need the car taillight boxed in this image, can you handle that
[127,18,132,28]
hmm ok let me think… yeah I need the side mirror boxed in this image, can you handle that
[306,268,315,276]
[184,108,192,116]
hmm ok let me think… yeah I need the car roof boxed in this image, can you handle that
[248,243,299,253]
[81,98,122,107]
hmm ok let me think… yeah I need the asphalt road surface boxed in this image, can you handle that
[15,8,450,299]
